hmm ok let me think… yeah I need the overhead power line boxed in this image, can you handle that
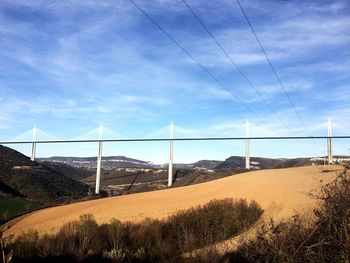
[127,0,282,136]
[181,0,292,134]
[235,0,312,137]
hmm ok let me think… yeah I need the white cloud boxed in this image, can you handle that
[0,0,349,158]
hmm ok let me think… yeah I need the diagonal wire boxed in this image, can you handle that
[235,0,312,137]
[182,0,292,134]
[127,0,281,136]
[235,0,323,154]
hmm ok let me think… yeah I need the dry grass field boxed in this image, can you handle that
[5,165,341,237]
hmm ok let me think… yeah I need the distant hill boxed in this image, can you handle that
[39,156,223,170]
[38,156,154,169]
[215,156,333,169]
[215,156,285,170]
[191,160,223,170]
[38,154,340,171]
[0,145,90,204]
[170,160,222,170]
[40,161,95,180]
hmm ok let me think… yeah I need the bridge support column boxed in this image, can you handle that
[95,123,103,194]
[31,125,37,161]
[327,118,333,166]
[168,121,174,187]
[245,119,250,169]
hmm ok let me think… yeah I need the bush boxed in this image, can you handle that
[11,198,263,262]
[225,167,350,263]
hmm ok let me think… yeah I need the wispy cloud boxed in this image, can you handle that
[0,0,349,159]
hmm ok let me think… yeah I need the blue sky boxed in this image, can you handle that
[0,0,349,163]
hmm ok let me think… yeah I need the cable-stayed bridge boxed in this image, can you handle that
[0,119,348,194]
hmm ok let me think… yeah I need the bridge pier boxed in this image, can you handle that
[31,125,37,161]
[168,121,174,187]
[245,119,250,169]
[95,123,103,194]
[327,118,333,165]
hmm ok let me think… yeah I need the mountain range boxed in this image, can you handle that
[38,156,223,170]
[38,155,348,170]
[38,156,154,169]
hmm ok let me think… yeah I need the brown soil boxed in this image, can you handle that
[5,165,341,237]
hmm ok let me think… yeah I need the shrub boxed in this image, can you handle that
[225,167,350,263]
[11,198,263,262]
[0,227,13,263]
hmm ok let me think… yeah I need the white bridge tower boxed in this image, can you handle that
[168,121,174,187]
[31,125,37,161]
[95,123,104,194]
[245,119,250,169]
[327,118,333,165]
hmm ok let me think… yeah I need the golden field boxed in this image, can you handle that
[5,165,341,237]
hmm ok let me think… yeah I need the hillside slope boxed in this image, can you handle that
[216,156,286,169]
[5,165,341,236]
[40,161,94,180]
[0,145,90,204]
[216,156,338,169]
